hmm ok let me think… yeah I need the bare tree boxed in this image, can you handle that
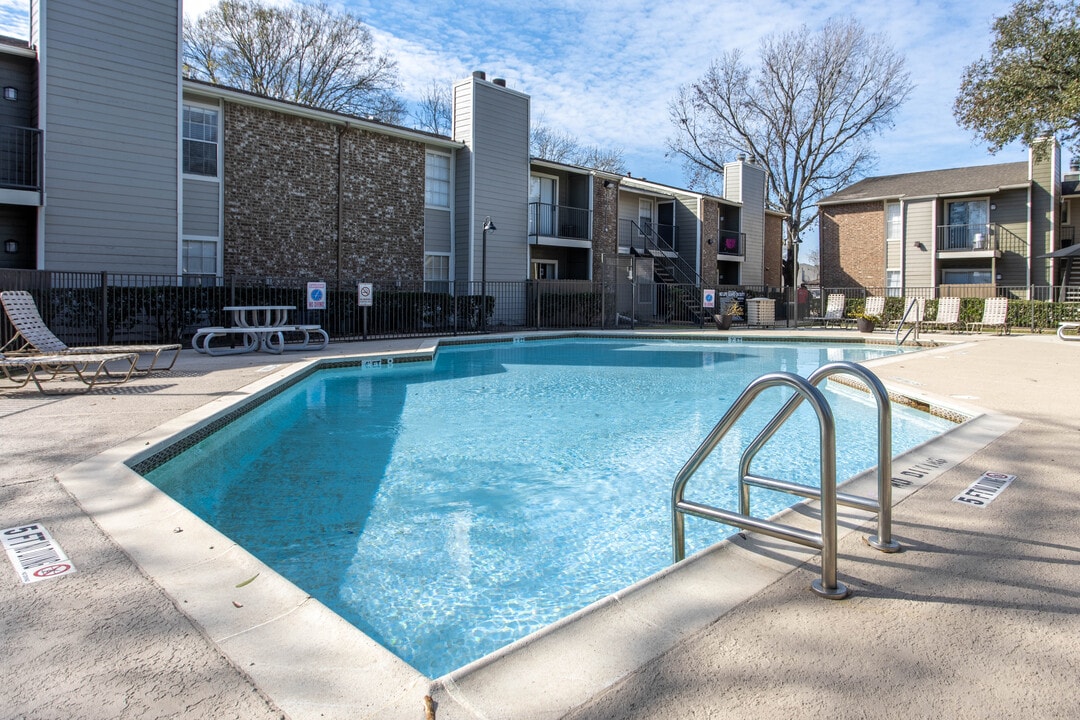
[411,80,453,135]
[184,0,405,122]
[531,122,627,173]
[669,18,912,284]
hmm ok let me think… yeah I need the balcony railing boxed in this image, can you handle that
[1063,225,1075,246]
[716,230,745,257]
[528,202,591,241]
[936,223,999,252]
[0,125,42,191]
[617,218,678,255]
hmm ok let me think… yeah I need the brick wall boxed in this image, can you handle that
[764,213,783,287]
[819,201,884,289]
[700,199,720,287]
[591,176,620,279]
[223,104,425,282]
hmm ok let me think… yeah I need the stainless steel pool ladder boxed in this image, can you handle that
[671,361,899,600]
[895,298,921,345]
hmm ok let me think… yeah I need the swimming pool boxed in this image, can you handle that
[145,338,954,677]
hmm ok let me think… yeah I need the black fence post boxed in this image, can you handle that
[98,270,108,345]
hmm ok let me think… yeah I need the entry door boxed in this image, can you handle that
[529,175,557,236]
[657,201,675,250]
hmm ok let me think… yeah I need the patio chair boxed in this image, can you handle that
[0,350,139,394]
[967,297,1009,334]
[863,296,886,318]
[889,297,926,330]
[810,293,851,327]
[923,297,961,332]
[0,290,181,372]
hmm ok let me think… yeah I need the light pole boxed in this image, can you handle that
[481,216,495,330]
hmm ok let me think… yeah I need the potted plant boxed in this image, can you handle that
[851,312,881,333]
[714,299,744,330]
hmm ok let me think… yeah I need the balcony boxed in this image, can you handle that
[0,125,43,205]
[715,230,745,258]
[935,223,1022,256]
[617,218,678,256]
[528,202,591,247]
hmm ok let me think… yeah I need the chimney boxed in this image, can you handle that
[472,70,486,80]
[493,78,507,87]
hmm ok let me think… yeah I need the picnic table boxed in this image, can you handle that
[191,305,329,356]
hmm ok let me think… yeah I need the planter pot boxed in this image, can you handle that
[856,317,875,333]
[714,314,733,330]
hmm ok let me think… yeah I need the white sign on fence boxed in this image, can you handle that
[357,282,373,307]
[703,289,716,309]
[307,281,327,310]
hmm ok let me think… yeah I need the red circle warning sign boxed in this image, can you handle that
[33,563,72,578]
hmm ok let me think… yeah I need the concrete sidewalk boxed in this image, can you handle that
[1,332,1077,719]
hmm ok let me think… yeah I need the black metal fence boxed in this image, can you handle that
[1,269,1078,350]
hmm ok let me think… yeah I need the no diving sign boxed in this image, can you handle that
[952,472,1015,507]
[3,523,77,584]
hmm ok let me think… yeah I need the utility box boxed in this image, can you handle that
[746,297,775,326]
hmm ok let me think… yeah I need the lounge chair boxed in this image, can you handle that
[1057,322,1080,341]
[0,350,139,394]
[924,297,961,332]
[967,297,1009,334]
[889,297,926,330]
[0,290,181,371]
[863,296,885,318]
[810,293,851,327]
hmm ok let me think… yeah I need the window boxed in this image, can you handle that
[531,260,557,279]
[425,152,450,208]
[424,253,450,292]
[942,269,993,285]
[182,239,217,275]
[183,105,219,177]
[885,202,901,242]
[885,269,901,296]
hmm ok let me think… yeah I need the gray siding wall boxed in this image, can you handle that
[992,187,1030,286]
[0,52,35,128]
[1029,144,1057,285]
[670,191,699,263]
[727,161,766,286]
[424,207,451,255]
[452,80,473,282]
[182,178,219,237]
[903,199,933,287]
[36,0,180,273]
[452,76,529,283]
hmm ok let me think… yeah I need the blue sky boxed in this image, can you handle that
[0,0,1032,254]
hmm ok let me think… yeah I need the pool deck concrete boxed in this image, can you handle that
[1,328,1078,719]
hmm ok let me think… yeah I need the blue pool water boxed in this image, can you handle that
[146,338,954,677]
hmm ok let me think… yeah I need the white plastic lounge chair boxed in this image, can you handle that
[0,290,180,371]
[0,350,138,394]
[863,296,885,318]
[889,297,926,329]
[810,294,850,327]
[967,297,1009,334]
[924,297,961,332]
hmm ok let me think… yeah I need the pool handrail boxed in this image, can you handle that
[738,361,899,553]
[671,371,849,599]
